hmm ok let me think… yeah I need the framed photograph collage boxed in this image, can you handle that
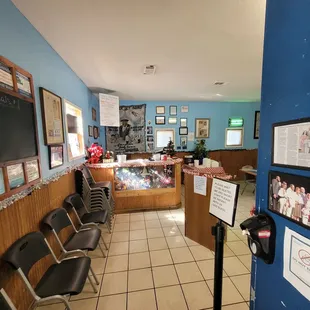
[269,117,310,230]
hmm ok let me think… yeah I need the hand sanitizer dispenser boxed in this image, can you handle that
[240,213,276,264]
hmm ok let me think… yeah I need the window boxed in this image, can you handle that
[225,128,244,148]
[155,129,175,149]
[64,99,85,161]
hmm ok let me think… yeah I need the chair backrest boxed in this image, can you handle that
[41,208,72,234]
[82,164,95,184]
[2,232,50,279]
[242,165,253,169]
[64,193,87,218]
[0,289,16,310]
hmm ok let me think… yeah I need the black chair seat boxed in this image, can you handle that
[90,181,111,189]
[35,257,91,297]
[81,210,108,224]
[64,228,101,252]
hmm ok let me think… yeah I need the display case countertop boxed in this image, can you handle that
[87,158,183,169]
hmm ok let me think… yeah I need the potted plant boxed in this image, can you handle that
[193,140,208,165]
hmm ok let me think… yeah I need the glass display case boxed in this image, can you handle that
[114,165,175,191]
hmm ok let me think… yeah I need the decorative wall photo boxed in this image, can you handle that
[169,106,177,115]
[146,142,154,152]
[92,107,97,121]
[156,106,165,114]
[93,126,99,139]
[147,136,154,142]
[147,126,153,134]
[168,117,177,124]
[269,171,310,229]
[155,116,165,125]
[88,125,93,137]
[254,111,260,139]
[180,136,187,149]
[179,127,188,135]
[180,118,187,127]
[195,118,210,138]
[49,145,64,169]
[273,118,310,170]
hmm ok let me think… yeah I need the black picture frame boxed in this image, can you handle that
[88,125,93,137]
[272,117,310,171]
[180,136,187,149]
[179,127,188,135]
[92,107,97,121]
[48,145,64,169]
[268,170,310,229]
[155,116,165,125]
[254,111,260,139]
[156,106,165,114]
[93,126,99,139]
[169,105,177,116]
[180,118,187,127]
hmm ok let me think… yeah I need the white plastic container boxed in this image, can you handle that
[117,155,127,163]
[194,160,199,167]
[153,154,161,161]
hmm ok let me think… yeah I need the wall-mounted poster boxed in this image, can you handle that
[273,118,310,170]
[99,93,120,127]
[49,145,64,169]
[268,171,310,229]
[254,111,260,139]
[93,126,99,139]
[106,104,146,154]
[40,88,64,145]
[0,168,5,195]
[7,163,25,190]
[0,62,13,90]
[25,160,40,182]
[195,118,210,138]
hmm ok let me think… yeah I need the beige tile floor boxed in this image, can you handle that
[39,183,254,310]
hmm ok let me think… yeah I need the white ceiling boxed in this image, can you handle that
[12,0,266,102]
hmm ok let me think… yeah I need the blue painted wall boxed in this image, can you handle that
[120,100,260,151]
[254,1,310,309]
[0,0,100,178]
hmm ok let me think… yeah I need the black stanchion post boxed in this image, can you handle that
[212,220,225,310]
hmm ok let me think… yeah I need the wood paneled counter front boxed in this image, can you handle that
[184,165,232,251]
[88,159,182,213]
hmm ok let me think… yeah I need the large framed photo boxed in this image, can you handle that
[272,118,310,170]
[195,118,210,138]
[268,170,310,229]
[254,111,260,139]
[48,145,64,169]
[39,87,65,145]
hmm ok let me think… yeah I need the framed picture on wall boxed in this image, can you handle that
[179,127,188,135]
[195,118,210,138]
[268,170,310,229]
[254,111,260,139]
[272,117,310,170]
[40,87,65,145]
[180,118,187,127]
[169,106,177,115]
[155,116,165,125]
[48,145,64,169]
[180,136,187,149]
[92,108,97,121]
[168,117,177,124]
[156,106,165,114]
[93,126,99,139]
[88,125,93,137]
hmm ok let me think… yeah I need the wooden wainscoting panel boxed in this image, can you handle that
[0,171,76,310]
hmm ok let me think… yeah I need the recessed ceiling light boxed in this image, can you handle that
[216,93,223,97]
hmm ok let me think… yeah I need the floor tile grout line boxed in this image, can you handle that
[147,239,159,310]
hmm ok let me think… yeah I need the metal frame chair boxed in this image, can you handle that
[0,289,17,310]
[241,165,256,195]
[2,232,95,310]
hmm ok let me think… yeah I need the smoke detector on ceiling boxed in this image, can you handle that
[143,65,156,75]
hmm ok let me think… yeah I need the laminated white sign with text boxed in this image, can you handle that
[99,93,120,127]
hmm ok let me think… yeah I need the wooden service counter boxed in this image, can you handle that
[183,165,232,251]
[88,159,182,213]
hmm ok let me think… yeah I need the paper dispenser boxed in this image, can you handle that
[240,213,276,264]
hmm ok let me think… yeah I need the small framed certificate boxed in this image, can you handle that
[7,163,25,190]
[156,106,165,114]
[26,160,40,182]
[0,168,5,195]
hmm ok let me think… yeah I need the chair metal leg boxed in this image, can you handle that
[241,182,248,195]
[98,242,106,258]
[89,266,100,285]
[88,274,98,293]
[100,235,109,250]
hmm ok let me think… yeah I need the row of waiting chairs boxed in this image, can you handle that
[1,193,112,310]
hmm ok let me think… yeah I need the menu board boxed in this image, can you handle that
[209,178,240,226]
[273,118,310,169]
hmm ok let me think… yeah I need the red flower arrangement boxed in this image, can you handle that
[87,143,104,164]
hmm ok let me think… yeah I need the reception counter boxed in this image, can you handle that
[88,159,182,213]
[183,165,232,251]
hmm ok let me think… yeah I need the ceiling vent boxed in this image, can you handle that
[143,65,156,75]
[214,81,225,86]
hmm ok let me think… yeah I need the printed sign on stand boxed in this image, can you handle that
[209,178,240,226]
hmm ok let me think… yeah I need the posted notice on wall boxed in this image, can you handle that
[99,93,120,127]
[209,178,239,226]
[194,175,207,196]
[283,227,310,302]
